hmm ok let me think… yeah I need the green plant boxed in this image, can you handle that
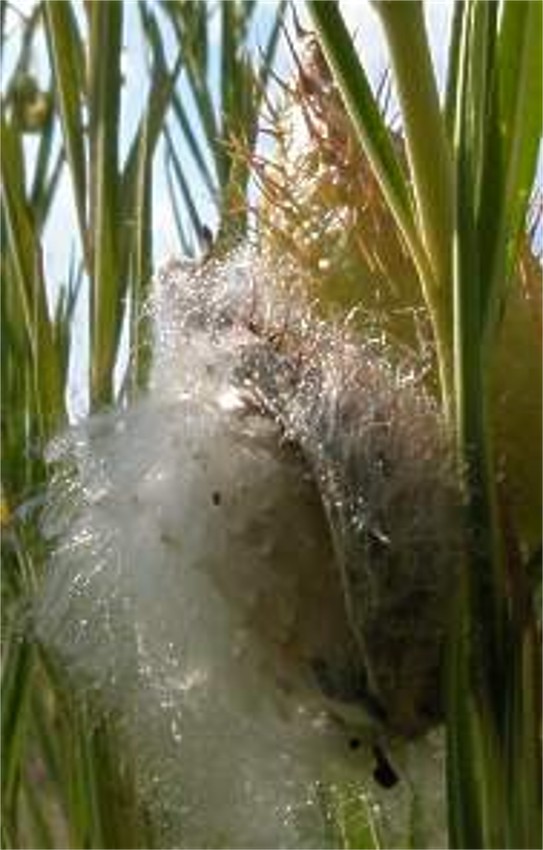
[161,0,285,250]
[2,0,540,845]
[307,1,541,847]
[1,2,284,845]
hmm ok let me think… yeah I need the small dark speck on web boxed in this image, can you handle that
[211,490,222,506]
[348,736,361,751]
[372,744,399,789]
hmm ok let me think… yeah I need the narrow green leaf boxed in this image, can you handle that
[53,255,83,388]
[453,34,507,731]
[87,1,123,408]
[1,636,34,825]
[170,89,217,198]
[166,3,220,179]
[1,116,65,436]
[122,46,184,208]
[34,146,64,231]
[221,1,237,189]
[445,599,485,849]
[164,126,203,237]
[120,36,184,391]
[22,775,57,850]
[258,0,286,95]
[165,149,194,256]
[372,0,454,295]
[444,0,466,140]
[307,2,415,232]
[125,104,153,397]
[307,0,455,419]
[28,114,55,213]
[479,0,542,334]
[43,1,87,255]
[467,2,497,220]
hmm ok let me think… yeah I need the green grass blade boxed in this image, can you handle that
[506,630,543,848]
[165,148,194,256]
[33,147,64,234]
[306,1,420,252]
[1,635,34,843]
[53,255,83,389]
[43,1,87,254]
[170,88,217,198]
[87,1,123,408]
[258,0,286,94]
[221,2,236,183]
[452,0,507,706]
[28,113,55,220]
[122,37,184,204]
[1,116,65,437]
[164,126,203,237]
[445,600,485,849]
[307,0,456,419]
[502,543,543,848]
[478,0,542,334]
[121,8,184,378]
[134,0,185,151]
[444,0,465,139]
[372,0,454,297]
[165,2,221,181]
[466,2,497,220]
[21,776,57,850]
[125,109,154,397]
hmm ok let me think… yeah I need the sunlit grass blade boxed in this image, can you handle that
[452,0,507,718]
[221,2,236,183]
[463,2,497,218]
[21,773,57,850]
[163,0,285,248]
[307,0,456,418]
[445,600,485,849]
[1,635,34,846]
[124,110,154,398]
[165,2,220,178]
[164,125,203,237]
[505,631,542,848]
[372,1,454,295]
[0,284,36,499]
[87,1,123,408]
[330,786,382,850]
[1,116,65,437]
[170,89,217,198]
[478,0,542,334]
[258,0,286,94]
[43,1,87,254]
[32,147,64,235]
[122,21,184,394]
[165,149,194,255]
[131,2,185,168]
[444,1,465,139]
[53,254,83,389]
[502,538,543,848]
[306,2,426,275]
[28,114,57,229]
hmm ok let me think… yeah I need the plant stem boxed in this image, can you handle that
[372,0,456,418]
[373,1,454,292]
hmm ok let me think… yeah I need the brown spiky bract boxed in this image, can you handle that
[246,29,542,551]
